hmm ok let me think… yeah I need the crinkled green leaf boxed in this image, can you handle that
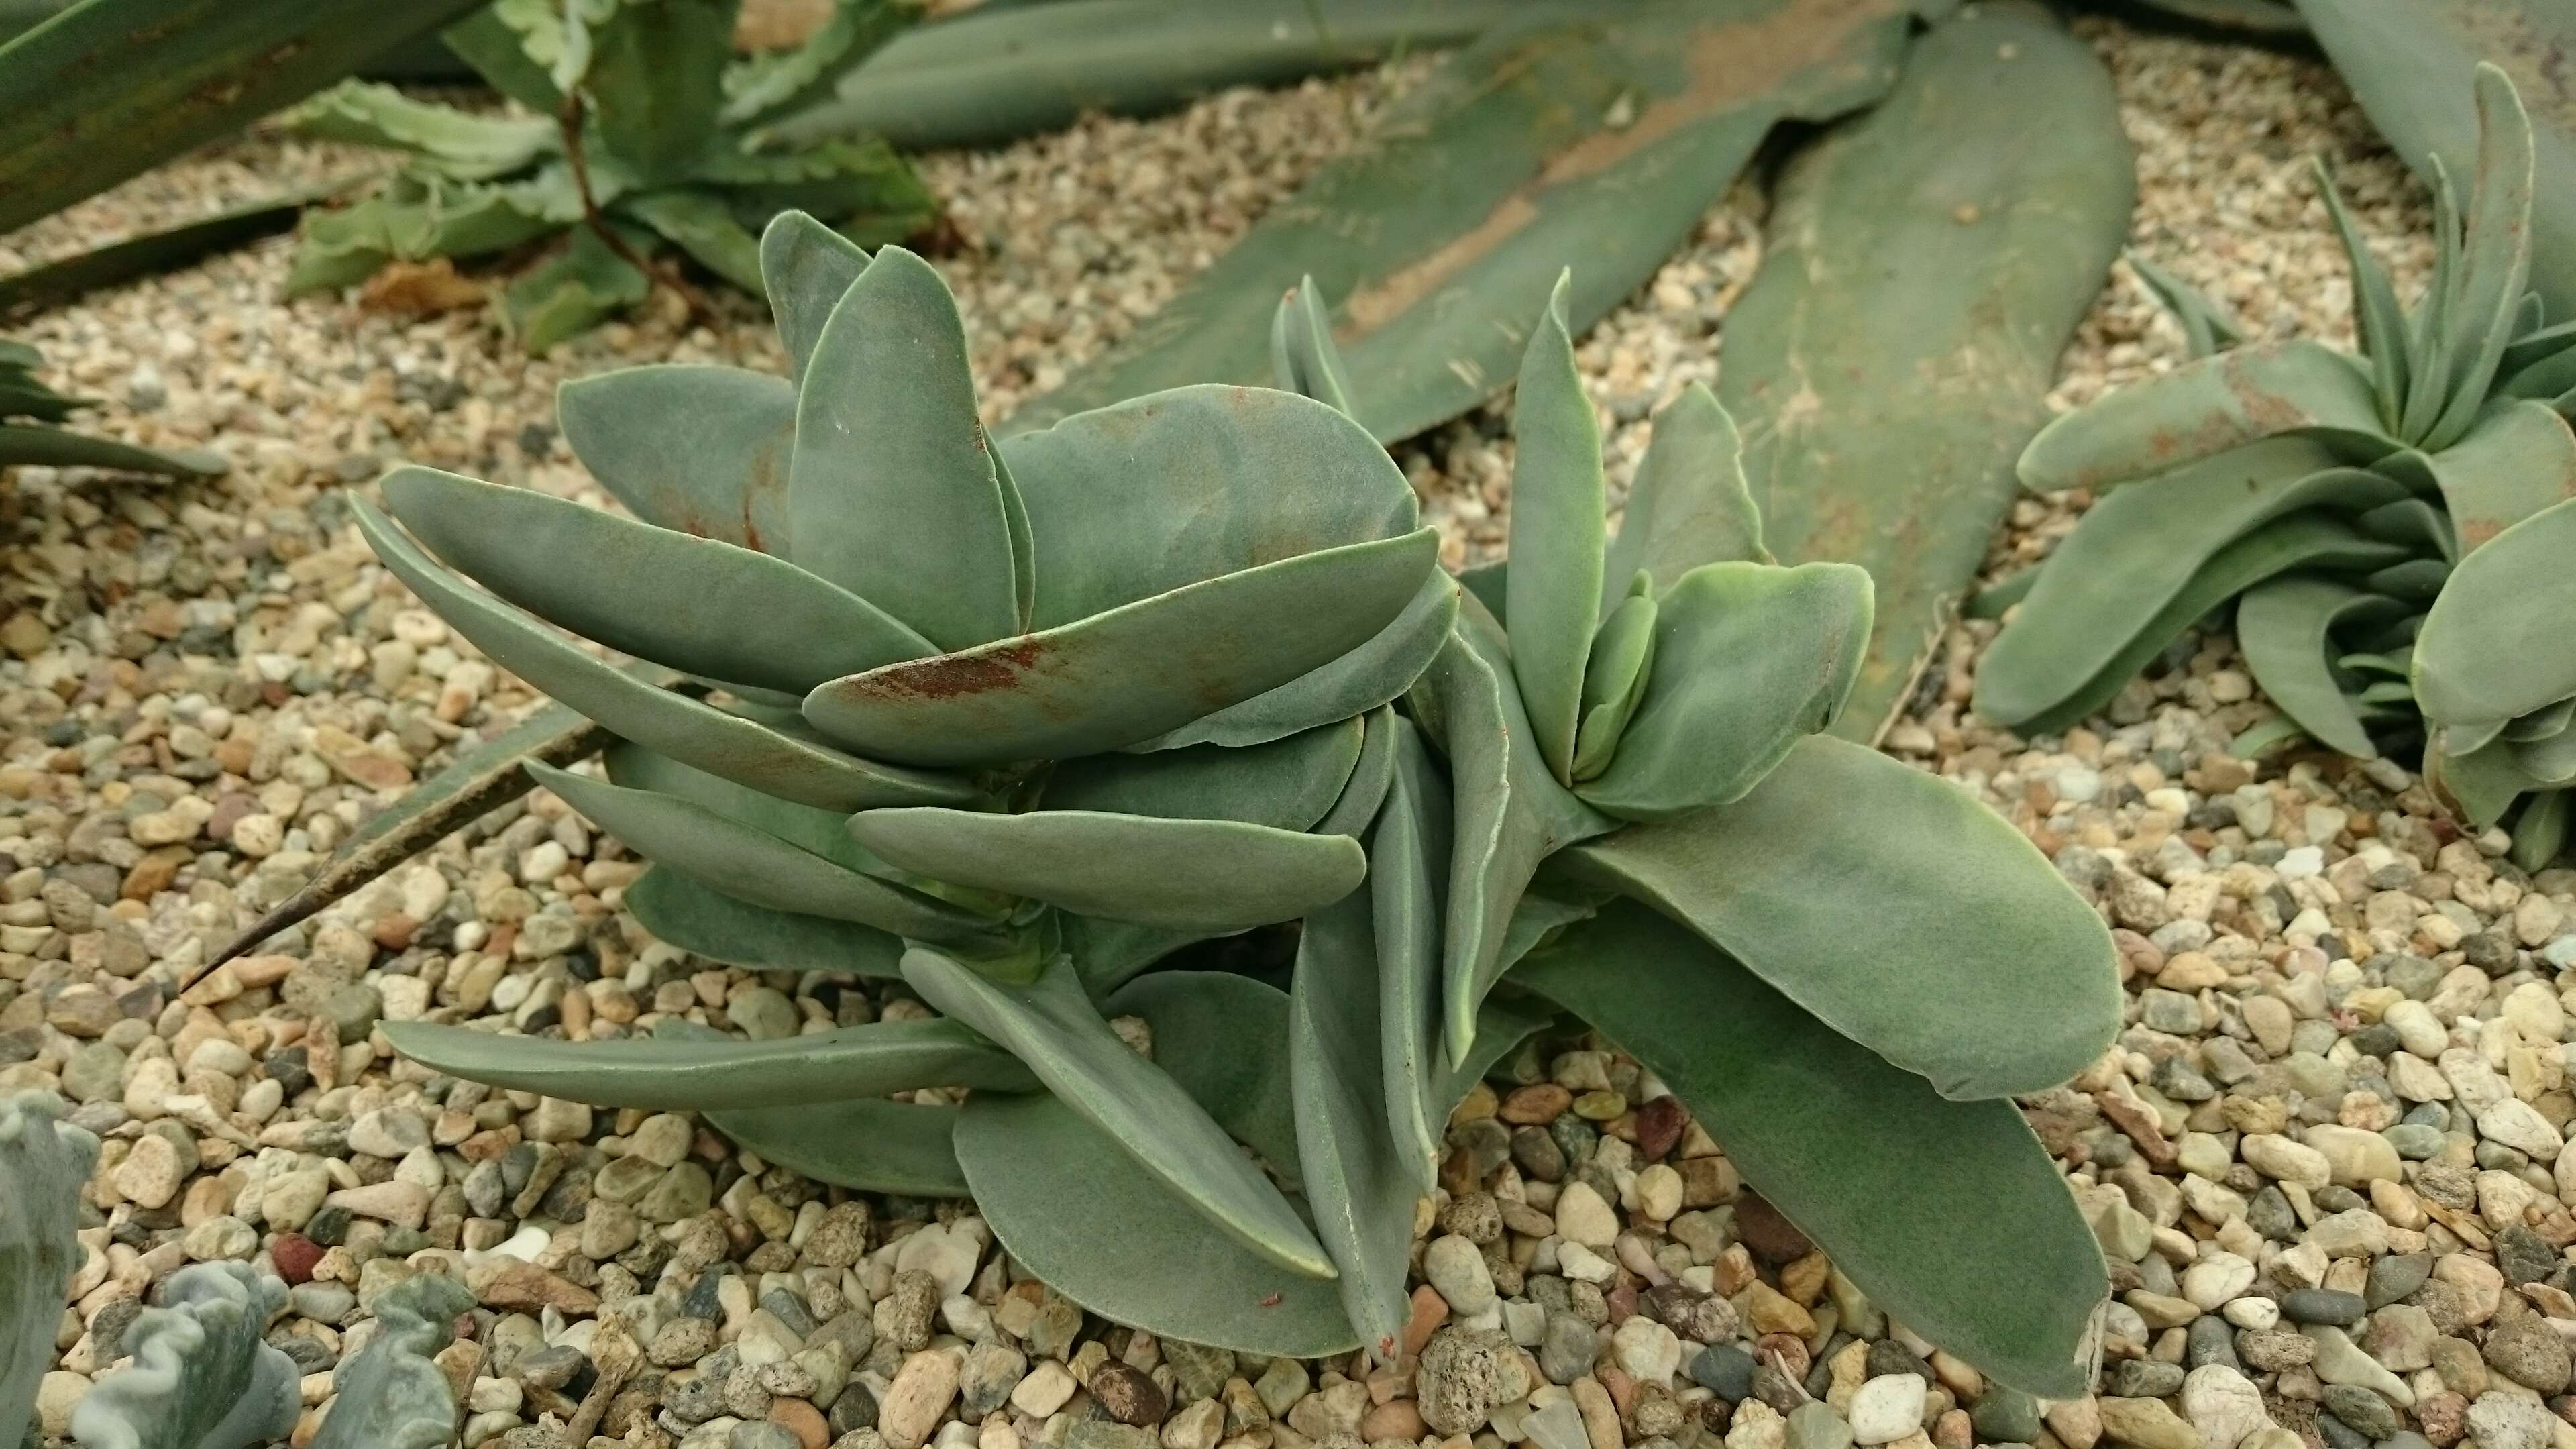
[721,0,910,130]
[354,497,961,812]
[1550,734,2119,1100]
[957,971,1354,1356]
[557,363,796,553]
[791,245,1018,649]
[905,948,1334,1277]
[1603,384,1768,602]
[1269,275,1354,415]
[849,808,1365,932]
[804,528,1440,767]
[581,0,735,184]
[383,1014,1033,1109]
[623,189,764,292]
[1503,272,1604,786]
[698,139,936,246]
[504,223,653,354]
[2425,399,2576,553]
[382,466,928,696]
[307,1273,473,1449]
[441,4,566,111]
[72,1263,300,1449]
[712,1097,967,1197]
[2234,576,2401,759]
[1576,561,1869,820]
[282,80,557,178]
[2017,341,2389,492]
[1511,901,2105,1398]
[1,1093,96,1439]
[625,864,904,977]
[759,211,869,384]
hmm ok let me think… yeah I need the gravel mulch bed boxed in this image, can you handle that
[9,20,2574,1449]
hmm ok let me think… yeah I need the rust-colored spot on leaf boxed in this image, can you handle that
[858,639,1047,700]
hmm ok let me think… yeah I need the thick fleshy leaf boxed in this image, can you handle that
[2235,576,2406,759]
[307,1274,472,1449]
[2514,727,2576,788]
[601,741,929,882]
[2430,737,2546,827]
[957,971,1354,1356]
[1291,869,1420,1362]
[354,497,964,812]
[2508,697,2576,743]
[2311,165,2409,418]
[625,865,904,977]
[1511,901,2106,1397]
[382,1015,1032,1109]
[1317,705,1403,841]
[2017,341,2389,492]
[72,1263,301,1449]
[760,211,869,384]
[284,80,557,177]
[1373,719,1453,1189]
[2511,790,2571,871]
[0,423,226,477]
[1133,570,1458,752]
[804,528,1440,767]
[849,808,1365,932]
[2127,250,2247,364]
[1570,585,1656,783]
[2422,66,2537,451]
[557,364,796,553]
[1002,384,1415,629]
[1976,439,2399,727]
[2415,498,2576,727]
[502,223,655,354]
[2365,557,2453,602]
[711,1097,967,1197]
[791,246,1018,649]
[382,466,928,696]
[1042,717,1360,828]
[904,949,1334,1277]
[1548,734,2120,1100]
[2355,497,2459,561]
[581,0,733,184]
[622,189,764,293]
[1,1093,96,1440]
[529,761,1002,945]
[2400,165,2468,447]
[1503,272,1605,786]
[1602,384,1768,604]
[2425,400,2576,553]
[1576,561,1870,821]
[1271,276,1354,415]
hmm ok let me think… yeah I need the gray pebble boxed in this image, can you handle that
[2280,1288,2366,1326]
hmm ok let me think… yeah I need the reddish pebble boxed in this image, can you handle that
[271,1233,322,1284]
[1633,1095,1687,1161]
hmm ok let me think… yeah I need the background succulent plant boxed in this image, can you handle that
[0,339,225,478]
[282,0,936,351]
[367,214,2121,1395]
[1976,65,2576,869]
[3,1092,95,1448]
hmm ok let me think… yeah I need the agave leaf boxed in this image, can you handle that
[1511,901,2106,1398]
[803,528,1440,767]
[2233,576,2402,759]
[625,865,904,977]
[72,1263,301,1449]
[1974,439,2396,727]
[905,948,1336,1278]
[1992,512,2413,736]
[582,0,734,184]
[382,466,930,696]
[720,0,911,130]
[1601,384,1770,602]
[1549,734,2118,1100]
[710,1096,968,1197]
[1291,863,1422,1363]
[2125,250,2247,364]
[1373,718,1452,1189]
[1576,561,1870,821]
[849,808,1365,932]
[792,246,1019,651]
[1504,272,1606,786]
[1717,1,2133,742]
[759,211,869,384]
[1271,276,1354,415]
[1132,570,1458,753]
[2017,341,2389,492]
[957,971,1356,1356]
[2424,399,2576,553]
[306,1273,473,1449]
[1,1093,96,1440]
[1316,704,1403,840]
[621,189,765,292]
[1002,0,1919,446]
[1002,384,1417,630]
[356,498,965,813]
[504,223,655,354]
[383,1014,1033,1110]
[0,181,348,320]
[1041,716,1362,830]
[2511,789,2571,871]
[0,423,227,477]
[1408,597,1615,1063]
[528,761,1002,945]
[557,363,796,554]
[283,80,557,178]
[1570,586,1656,783]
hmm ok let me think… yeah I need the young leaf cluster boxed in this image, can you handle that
[364,213,2120,1395]
[1978,66,2576,868]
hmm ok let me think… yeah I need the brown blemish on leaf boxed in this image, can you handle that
[854,639,1049,700]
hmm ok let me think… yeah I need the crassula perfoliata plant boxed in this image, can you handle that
[282,0,935,352]
[365,211,2120,1394]
[1976,66,2576,869]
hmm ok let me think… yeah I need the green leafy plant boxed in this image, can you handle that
[282,0,937,352]
[1,339,226,479]
[1975,65,2576,868]
[307,1273,473,1449]
[70,1263,300,1449]
[365,211,2118,1394]
[3,1092,95,1447]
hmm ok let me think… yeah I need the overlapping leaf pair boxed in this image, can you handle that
[1978,66,2576,868]
[375,213,2117,1395]
[282,0,936,350]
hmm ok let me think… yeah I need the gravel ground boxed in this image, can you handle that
[11,19,2573,1449]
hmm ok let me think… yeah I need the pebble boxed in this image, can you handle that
[1847,1375,1925,1445]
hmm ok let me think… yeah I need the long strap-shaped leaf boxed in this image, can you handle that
[384,1015,1034,1109]
[2235,576,2408,759]
[1373,719,1452,1187]
[804,529,1440,767]
[1548,735,2117,1101]
[1512,902,2106,1398]
[2422,66,2537,451]
[625,865,905,977]
[2017,341,2389,492]
[556,364,798,554]
[1131,569,1460,753]
[904,948,1335,1278]
[1503,271,1605,786]
[1040,716,1362,828]
[713,1097,969,1198]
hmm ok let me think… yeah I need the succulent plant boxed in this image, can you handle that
[307,1272,474,1449]
[1976,65,2576,868]
[1,339,225,478]
[3,1093,96,1448]
[369,214,2118,1394]
[282,0,936,351]
[69,1263,301,1449]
